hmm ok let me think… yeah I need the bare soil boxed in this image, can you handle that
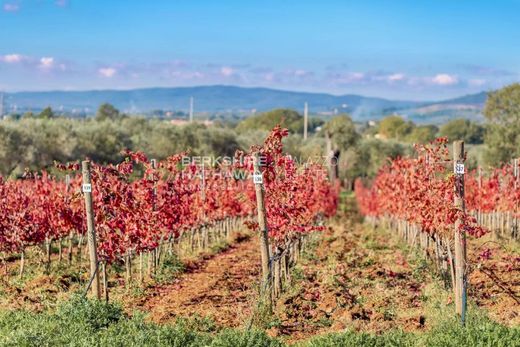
[131,234,262,327]
[0,205,518,344]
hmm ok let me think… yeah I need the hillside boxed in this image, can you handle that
[400,91,487,124]
[2,86,488,122]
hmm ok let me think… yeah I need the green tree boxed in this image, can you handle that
[406,125,438,144]
[0,125,27,176]
[38,107,54,119]
[323,115,359,150]
[95,103,121,121]
[378,115,414,140]
[322,114,360,180]
[72,120,132,163]
[439,119,484,144]
[483,83,520,165]
[349,138,408,178]
[236,109,303,133]
[198,127,240,157]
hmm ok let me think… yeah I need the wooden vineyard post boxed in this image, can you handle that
[253,152,271,299]
[125,251,132,287]
[101,261,109,302]
[514,159,519,239]
[477,167,482,225]
[66,174,74,265]
[453,141,467,324]
[82,160,101,300]
[139,252,144,284]
[200,162,208,250]
[149,159,161,271]
[19,249,25,279]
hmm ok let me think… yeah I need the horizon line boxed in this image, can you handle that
[0,84,489,103]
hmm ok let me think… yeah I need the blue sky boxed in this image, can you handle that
[0,0,519,100]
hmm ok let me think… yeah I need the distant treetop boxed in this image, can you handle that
[236,109,304,133]
[96,103,123,121]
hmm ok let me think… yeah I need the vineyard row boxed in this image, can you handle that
[0,126,339,302]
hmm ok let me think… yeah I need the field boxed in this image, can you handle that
[0,131,519,346]
[0,193,518,346]
[4,1,520,345]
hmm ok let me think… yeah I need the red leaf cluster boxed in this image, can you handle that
[354,138,487,238]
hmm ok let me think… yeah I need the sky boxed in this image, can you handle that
[0,0,519,100]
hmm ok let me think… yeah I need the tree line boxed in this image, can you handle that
[1,83,519,179]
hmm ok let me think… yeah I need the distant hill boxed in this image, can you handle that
[435,91,487,105]
[1,85,488,123]
[401,91,488,124]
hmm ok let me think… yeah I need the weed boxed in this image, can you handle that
[153,253,185,284]
[210,240,230,254]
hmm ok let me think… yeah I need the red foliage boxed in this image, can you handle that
[0,128,337,263]
[239,125,339,245]
[355,138,487,238]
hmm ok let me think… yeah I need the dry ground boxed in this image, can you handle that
[0,200,518,344]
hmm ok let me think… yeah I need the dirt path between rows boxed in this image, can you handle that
[135,234,261,327]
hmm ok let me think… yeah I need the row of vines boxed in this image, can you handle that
[0,126,339,301]
[354,137,520,323]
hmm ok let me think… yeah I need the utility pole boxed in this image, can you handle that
[189,97,194,123]
[303,102,308,140]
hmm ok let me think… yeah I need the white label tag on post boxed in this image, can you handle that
[454,163,464,175]
[253,173,263,184]
[82,183,92,193]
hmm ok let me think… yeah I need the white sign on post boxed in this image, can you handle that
[454,163,465,175]
[82,183,92,193]
[253,173,263,184]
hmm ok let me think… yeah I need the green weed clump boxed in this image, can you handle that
[0,296,281,347]
[302,313,520,347]
[0,296,518,347]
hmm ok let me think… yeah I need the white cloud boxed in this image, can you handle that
[3,3,19,12]
[294,69,308,77]
[332,72,366,84]
[349,72,365,80]
[468,78,486,87]
[98,67,117,78]
[0,54,23,63]
[264,72,274,81]
[432,73,458,85]
[220,66,234,76]
[387,73,405,82]
[39,57,55,69]
[170,70,205,79]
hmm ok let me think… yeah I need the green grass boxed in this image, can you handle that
[153,252,185,284]
[0,295,282,347]
[2,296,517,347]
[301,313,520,347]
